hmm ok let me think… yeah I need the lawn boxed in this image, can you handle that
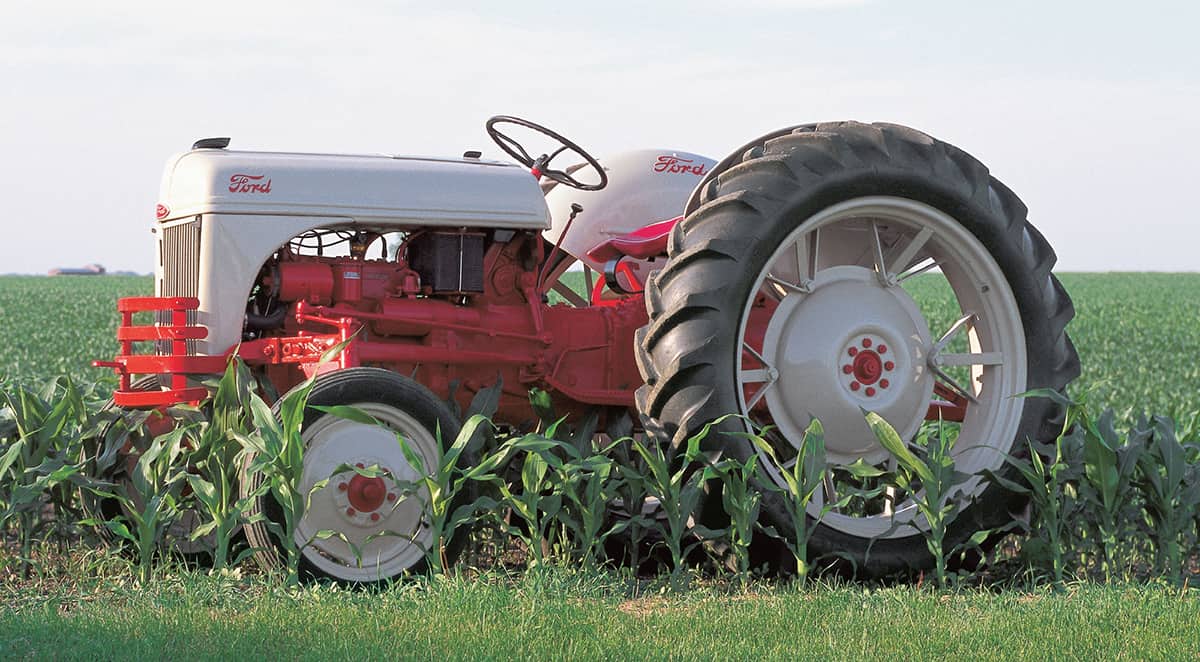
[1,572,1196,660]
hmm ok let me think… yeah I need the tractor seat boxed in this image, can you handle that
[586,216,680,262]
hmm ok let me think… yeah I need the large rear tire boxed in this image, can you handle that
[241,368,472,583]
[635,121,1079,576]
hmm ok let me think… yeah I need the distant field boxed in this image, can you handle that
[1,273,1197,417]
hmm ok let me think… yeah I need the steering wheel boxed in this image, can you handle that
[486,115,608,191]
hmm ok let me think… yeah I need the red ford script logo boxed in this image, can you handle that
[653,155,707,176]
[229,173,273,193]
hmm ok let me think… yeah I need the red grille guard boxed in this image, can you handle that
[93,297,228,408]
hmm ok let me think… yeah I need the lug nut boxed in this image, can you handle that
[880,379,890,389]
[370,513,380,522]
[862,338,872,348]
[848,347,858,356]
[337,482,347,491]
[355,462,365,469]
[865,387,876,397]
[842,365,853,374]
[878,345,887,354]
[387,493,397,502]
[850,382,861,392]
[346,508,356,516]
[884,361,895,371]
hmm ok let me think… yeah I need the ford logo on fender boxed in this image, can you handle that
[653,155,707,176]
[228,173,273,193]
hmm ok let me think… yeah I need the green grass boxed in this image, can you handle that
[1,571,1196,659]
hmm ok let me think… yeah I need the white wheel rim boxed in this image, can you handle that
[735,196,1027,539]
[296,402,439,581]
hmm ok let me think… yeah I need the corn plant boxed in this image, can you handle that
[89,425,191,584]
[984,429,1082,586]
[0,377,102,576]
[554,445,619,568]
[1076,408,1145,581]
[867,412,970,588]
[701,453,760,583]
[1135,415,1200,584]
[182,360,257,571]
[603,437,655,571]
[631,426,708,586]
[234,381,317,585]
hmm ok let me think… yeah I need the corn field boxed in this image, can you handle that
[1,274,1198,587]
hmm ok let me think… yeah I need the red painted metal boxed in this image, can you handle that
[926,382,968,422]
[851,351,883,386]
[347,474,387,512]
[586,216,679,263]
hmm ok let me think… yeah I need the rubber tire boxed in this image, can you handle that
[241,367,474,583]
[634,121,1080,577]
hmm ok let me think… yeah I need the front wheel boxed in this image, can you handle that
[635,121,1080,575]
[240,368,470,583]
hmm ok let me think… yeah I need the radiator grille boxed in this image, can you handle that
[158,218,202,355]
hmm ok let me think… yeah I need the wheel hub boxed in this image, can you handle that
[759,265,934,464]
[330,459,401,527]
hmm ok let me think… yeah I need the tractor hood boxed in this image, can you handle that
[156,148,551,230]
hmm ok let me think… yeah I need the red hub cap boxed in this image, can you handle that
[347,474,387,513]
[852,351,883,385]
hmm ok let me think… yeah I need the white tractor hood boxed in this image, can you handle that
[157,147,551,230]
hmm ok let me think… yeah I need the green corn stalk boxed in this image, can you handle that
[984,429,1082,586]
[631,425,709,587]
[1076,408,1145,581]
[751,420,881,584]
[87,425,191,584]
[867,411,970,589]
[0,377,102,577]
[606,439,653,572]
[183,360,257,571]
[234,381,317,585]
[1135,415,1200,584]
[553,445,620,568]
[701,453,761,584]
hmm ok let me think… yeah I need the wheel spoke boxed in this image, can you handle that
[938,351,1003,367]
[745,380,775,409]
[885,226,934,278]
[738,367,772,384]
[931,365,980,404]
[932,313,976,355]
[794,234,815,290]
[896,256,939,283]
[870,221,889,285]
[766,274,809,295]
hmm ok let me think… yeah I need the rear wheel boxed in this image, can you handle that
[240,368,471,583]
[636,121,1079,575]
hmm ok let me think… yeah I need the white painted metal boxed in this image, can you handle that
[295,402,440,581]
[736,196,1028,539]
[542,149,715,271]
[158,148,550,229]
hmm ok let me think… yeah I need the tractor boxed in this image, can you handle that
[94,116,1079,582]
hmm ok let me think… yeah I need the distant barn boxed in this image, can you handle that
[48,263,106,276]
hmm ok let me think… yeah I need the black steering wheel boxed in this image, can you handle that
[486,115,608,191]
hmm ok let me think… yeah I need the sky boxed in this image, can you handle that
[1,0,1197,274]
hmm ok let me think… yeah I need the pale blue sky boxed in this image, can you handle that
[2,0,1197,273]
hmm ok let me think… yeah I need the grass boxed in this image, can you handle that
[0,570,1196,659]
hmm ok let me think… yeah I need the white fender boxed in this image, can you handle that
[542,149,716,271]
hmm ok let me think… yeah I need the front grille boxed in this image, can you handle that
[158,218,202,355]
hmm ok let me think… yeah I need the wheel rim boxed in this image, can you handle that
[735,196,1027,539]
[296,402,439,580]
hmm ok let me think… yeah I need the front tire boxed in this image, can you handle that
[241,368,471,583]
[635,121,1079,576]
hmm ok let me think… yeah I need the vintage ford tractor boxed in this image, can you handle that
[95,116,1079,582]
